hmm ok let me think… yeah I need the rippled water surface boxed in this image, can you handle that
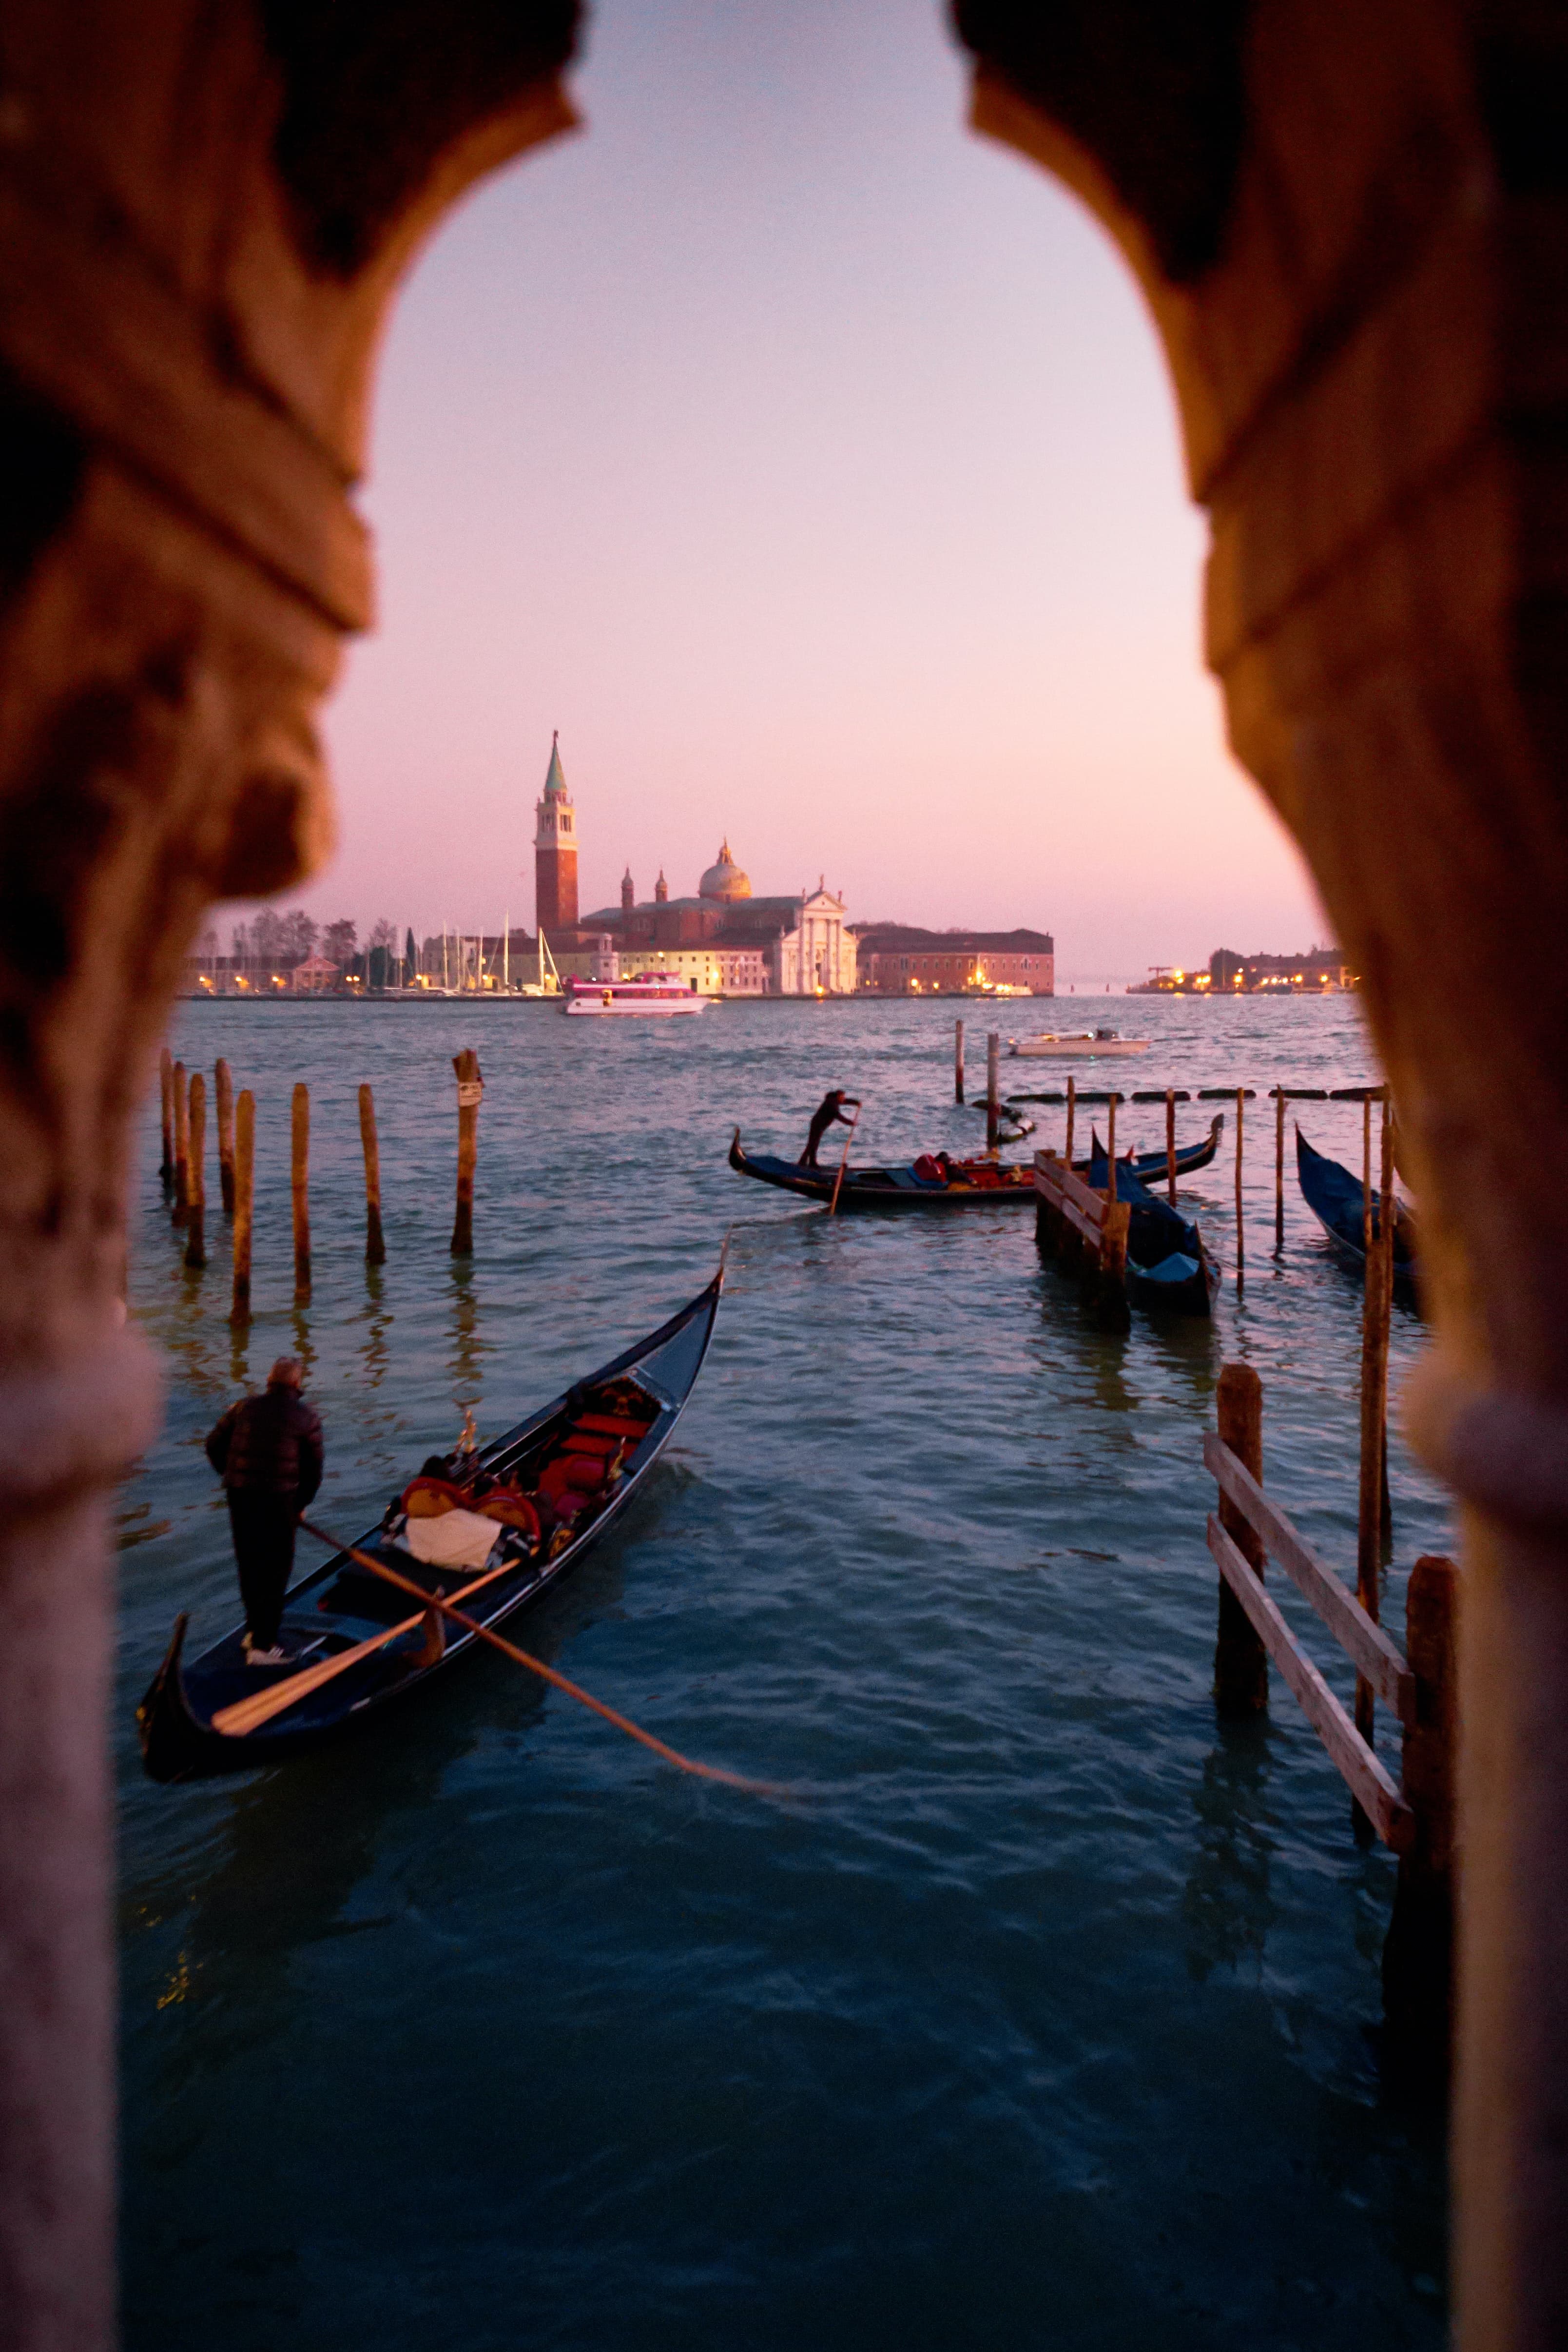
[120,995,1450,2349]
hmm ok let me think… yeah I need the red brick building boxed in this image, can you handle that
[534,732,579,935]
[852,926,1054,995]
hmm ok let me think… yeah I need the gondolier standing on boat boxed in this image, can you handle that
[799,1089,861,1167]
[205,1358,324,1666]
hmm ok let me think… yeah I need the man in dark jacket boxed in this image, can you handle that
[206,1358,325,1665]
[799,1089,861,1167]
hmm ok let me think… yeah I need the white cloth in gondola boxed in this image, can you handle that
[399,1508,502,1571]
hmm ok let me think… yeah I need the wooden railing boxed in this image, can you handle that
[1204,1361,1457,2062]
[1205,1427,1415,1848]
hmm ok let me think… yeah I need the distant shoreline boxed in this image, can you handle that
[171,991,1057,1008]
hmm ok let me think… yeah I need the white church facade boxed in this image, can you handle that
[581,839,857,997]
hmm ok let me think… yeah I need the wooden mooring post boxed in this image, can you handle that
[954,1019,965,1106]
[1355,1098,1394,1750]
[1166,1089,1177,1206]
[230,1089,254,1326]
[291,1082,310,1303]
[1105,1089,1117,1189]
[359,1083,386,1264]
[451,1049,483,1255]
[159,1046,173,1189]
[1234,1087,1245,1289]
[1383,1554,1459,2073]
[214,1057,235,1214]
[1065,1074,1076,1171]
[1274,1085,1285,1251]
[183,1073,206,1269]
[985,1032,999,1154]
[1213,1363,1267,1713]
[1032,1148,1130,1333]
[171,1059,189,1225]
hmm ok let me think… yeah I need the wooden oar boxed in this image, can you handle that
[212,1540,523,1737]
[828,1106,860,1217]
[298,1520,780,1795]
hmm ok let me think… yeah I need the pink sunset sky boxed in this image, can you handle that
[274,0,1326,980]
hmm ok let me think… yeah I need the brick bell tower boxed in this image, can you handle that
[534,731,579,937]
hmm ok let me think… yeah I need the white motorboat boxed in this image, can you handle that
[562,971,709,1018]
[1006,1028,1151,1058]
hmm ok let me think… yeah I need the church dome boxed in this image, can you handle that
[699,837,752,901]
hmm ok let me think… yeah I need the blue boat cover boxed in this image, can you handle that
[1088,1148,1206,1271]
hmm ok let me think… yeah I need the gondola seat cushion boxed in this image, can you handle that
[404,1476,472,1517]
[535,1455,611,1524]
[474,1488,541,1537]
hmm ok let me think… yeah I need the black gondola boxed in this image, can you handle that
[730,1131,1037,1205]
[1295,1129,1418,1298]
[1088,1145,1220,1317]
[136,1270,723,1782]
[1083,1112,1224,1185]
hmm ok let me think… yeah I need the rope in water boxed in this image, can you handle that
[298,1518,781,1798]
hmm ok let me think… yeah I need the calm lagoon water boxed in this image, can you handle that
[119,994,1450,2350]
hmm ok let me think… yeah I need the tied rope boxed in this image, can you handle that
[298,1518,779,1798]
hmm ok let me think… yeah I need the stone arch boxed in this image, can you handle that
[1,5,1564,2342]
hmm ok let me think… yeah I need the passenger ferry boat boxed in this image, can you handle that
[562,970,709,1018]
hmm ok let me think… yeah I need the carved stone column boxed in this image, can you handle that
[954,5,1568,2344]
[0,7,577,2341]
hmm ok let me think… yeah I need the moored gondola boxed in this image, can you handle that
[1089,1145,1220,1316]
[1083,1113,1224,1185]
[136,1270,723,1782]
[1296,1129,1418,1299]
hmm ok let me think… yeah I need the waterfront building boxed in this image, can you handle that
[581,841,855,995]
[534,732,579,937]
[1209,945,1351,991]
[852,925,1055,995]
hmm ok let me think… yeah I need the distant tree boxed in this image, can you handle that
[322,918,357,970]
[251,910,286,974]
[278,909,318,966]
[364,921,395,990]
[231,919,251,967]
[405,926,418,983]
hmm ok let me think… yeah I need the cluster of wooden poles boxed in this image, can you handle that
[157,1045,484,1324]
[966,1015,1404,1643]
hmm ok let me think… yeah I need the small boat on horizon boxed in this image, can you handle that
[562,971,708,1018]
[1007,1029,1151,1059]
[136,1272,724,1781]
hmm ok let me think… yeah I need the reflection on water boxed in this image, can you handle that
[1182,1721,1277,1983]
[118,996,1449,2351]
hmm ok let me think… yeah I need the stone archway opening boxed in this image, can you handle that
[306,0,1319,987]
[2,7,1568,2347]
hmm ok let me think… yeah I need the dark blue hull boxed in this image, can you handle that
[137,1272,724,1781]
[1295,1129,1418,1300]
